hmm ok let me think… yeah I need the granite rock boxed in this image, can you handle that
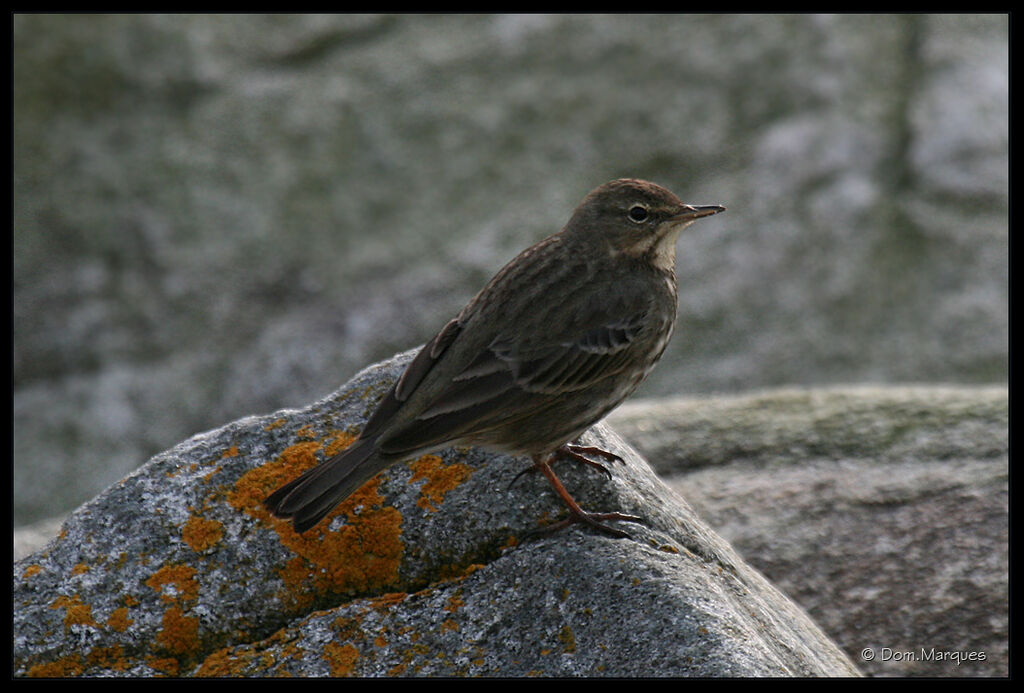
[13,351,858,677]
[608,386,1009,676]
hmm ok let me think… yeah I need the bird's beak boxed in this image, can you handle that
[669,204,726,222]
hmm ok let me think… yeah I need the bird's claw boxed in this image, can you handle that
[508,443,625,488]
[559,443,625,479]
[563,444,625,465]
[524,510,646,540]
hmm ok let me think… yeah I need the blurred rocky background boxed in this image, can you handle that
[14,16,1006,533]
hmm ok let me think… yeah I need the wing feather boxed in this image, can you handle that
[376,310,650,455]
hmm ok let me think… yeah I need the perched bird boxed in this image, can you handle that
[265,178,724,537]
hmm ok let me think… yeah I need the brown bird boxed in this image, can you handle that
[265,178,724,537]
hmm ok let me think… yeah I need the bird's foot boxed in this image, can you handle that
[520,453,644,540]
[525,509,645,540]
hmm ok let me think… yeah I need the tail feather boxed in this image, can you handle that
[264,438,391,532]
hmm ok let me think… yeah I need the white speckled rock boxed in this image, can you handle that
[13,351,858,677]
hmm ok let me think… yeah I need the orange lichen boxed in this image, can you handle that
[107,606,133,632]
[181,515,224,553]
[198,623,312,678]
[194,647,250,677]
[145,564,200,603]
[231,432,405,607]
[440,563,485,582]
[277,556,316,610]
[22,564,42,578]
[323,642,360,677]
[50,594,97,629]
[322,429,356,457]
[221,445,239,458]
[23,643,137,678]
[26,654,85,678]
[139,563,204,659]
[332,614,364,641]
[385,640,432,677]
[72,563,89,575]
[146,656,180,676]
[264,419,287,431]
[156,605,200,656]
[440,619,459,633]
[370,592,409,610]
[408,454,472,512]
[228,439,325,512]
[558,625,577,653]
[86,645,128,672]
[444,591,465,613]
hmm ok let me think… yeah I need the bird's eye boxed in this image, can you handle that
[628,205,649,223]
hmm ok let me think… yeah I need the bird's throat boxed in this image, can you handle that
[646,228,683,271]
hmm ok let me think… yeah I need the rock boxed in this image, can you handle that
[608,386,1009,676]
[13,351,858,677]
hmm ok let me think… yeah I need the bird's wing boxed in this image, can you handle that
[360,316,463,441]
[375,292,654,456]
[495,312,649,392]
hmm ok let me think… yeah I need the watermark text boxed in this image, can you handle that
[860,647,986,665]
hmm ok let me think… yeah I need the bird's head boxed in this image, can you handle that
[563,178,725,270]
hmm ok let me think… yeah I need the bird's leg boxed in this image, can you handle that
[525,453,644,539]
[508,441,623,488]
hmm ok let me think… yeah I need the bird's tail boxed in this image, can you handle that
[264,437,391,533]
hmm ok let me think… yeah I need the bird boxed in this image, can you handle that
[265,178,724,538]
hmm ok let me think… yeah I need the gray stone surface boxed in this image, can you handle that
[608,386,1009,677]
[13,351,858,678]
[13,14,1009,525]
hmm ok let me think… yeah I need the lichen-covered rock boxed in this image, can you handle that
[13,351,858,677]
